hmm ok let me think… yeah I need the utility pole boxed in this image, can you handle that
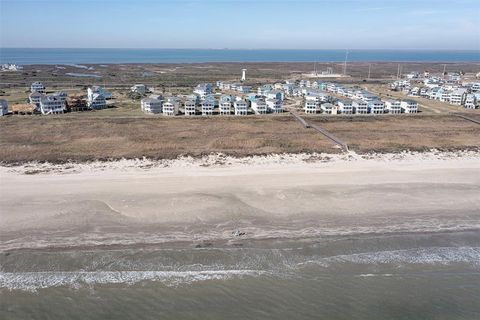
[343,50,349,75]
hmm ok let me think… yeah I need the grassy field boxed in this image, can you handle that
[1,114,479,163]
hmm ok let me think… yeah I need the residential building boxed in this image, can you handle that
[266,90,284,102]
[40,95,65,115]
[201,97,216,116]
[464,94,476,109]
[88,93,107,110]
[234,100,248,115]
[257,84,273,96]
[184,100,197,116]
[162,100,179,116]
[368,100,385,114]
[141,98,162,114]
[0,99,8,116]
[31,81,45,94]
[352,100,368,114]
[237,85,252,93]
[305,100,319,114]
[29,91,44,107]
[321,103,334,114]
[400,100,418,113]
[193,83,213,97]
[219,95,232,115]
[450,88,467,105]
[266,98,283,113]
[88,86,112,99]
[251,99,267,114]
[337,100,353,114]
[384,100,402,114]
[131,84,146,95]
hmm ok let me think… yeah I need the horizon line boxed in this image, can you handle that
[1,47,480,52]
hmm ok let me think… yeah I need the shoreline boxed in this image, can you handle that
[1,149,479,253]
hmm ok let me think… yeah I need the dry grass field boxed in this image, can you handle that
[309,115,480,153]
[1,114,479,163]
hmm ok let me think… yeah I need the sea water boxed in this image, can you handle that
[1,230,480,319]
[1,48,479,64]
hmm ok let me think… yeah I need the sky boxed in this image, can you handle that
[0,0,479,50]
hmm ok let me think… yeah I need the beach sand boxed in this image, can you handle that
[1,151,479,252]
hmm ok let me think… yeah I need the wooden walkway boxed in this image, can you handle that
[454,114,480,125]
[290,111,348,151]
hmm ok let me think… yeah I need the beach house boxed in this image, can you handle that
[141,98,162,114]
[88,93,107,110]
[40,95,66,115]
[257,84,273,96]
[266,98,283,113]
[88,86,112,99]
[321,103,334,114]
[162,99,179,116]
[305,100,319,114]
[201,98,215,116]
[219,95,232,115]
[30,81,45,94]
[266,90,284,102]
[464,94,476,109]
[184,99,197,116]
[237,85,252,94]
[400,100,418,113]
[29,91,44,107]
[131,84,147,95]
[352,99,368,114]
[337,100,353,114]
[251,99,267,114]
[384,100,402,114]
[234,100,248,115]
[52,91,68,103]
[368,100,385,114]
[0,99,8,116]
[194,83,213,97]
[450,88,467,105]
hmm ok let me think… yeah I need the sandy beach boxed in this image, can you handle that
[2,150,479,252]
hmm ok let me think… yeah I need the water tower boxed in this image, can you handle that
[241,69,247,82]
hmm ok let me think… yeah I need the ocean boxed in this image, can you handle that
[1,231,480,319]
[1,48,479,64]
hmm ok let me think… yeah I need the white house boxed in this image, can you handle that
[266,90,284,102]
[162,101,179,116]
[88,86,112,99]
[251,99,267,114]
[88,93,107,110]
[201,99,215,116]
[266,98,283,113]
[234,100,248,115]
[368,100,385,114]
[384,100,402,114]
[184,100,197,116]
[352,99,368,114]
[237,85,252,93]
[304,100,319,114]
[29,91,44,107]
[464,94,476,109]
[219,96,232,115]
[321,103,334,114]
[400,100,418,113]
[53,91,68,102]
[40,95,65,115]
[337,100,353,114]
[31,81,45,94]
[257,84,273,96]
[131,84,146,95]
[471,83,480,92]
[450,88,467,105]
[194,83,213,97]
[0,99,8,116]
[141,98,162,114]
